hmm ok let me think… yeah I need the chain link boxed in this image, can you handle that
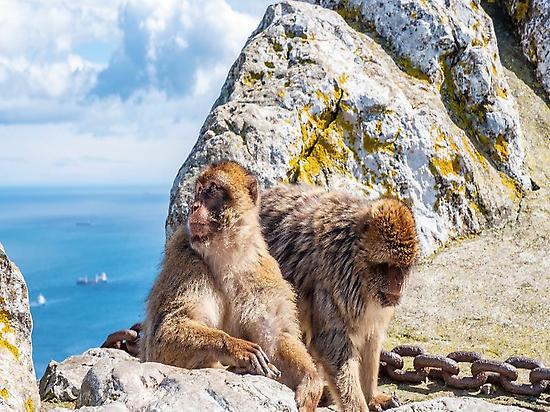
[384,345,429,383]
[380,345,549,398]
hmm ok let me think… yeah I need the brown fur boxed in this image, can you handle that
[260,185,419,411]
[141,162,323,412]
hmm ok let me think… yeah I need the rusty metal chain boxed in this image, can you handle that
[102,324,549,399]
[380,345,550,398]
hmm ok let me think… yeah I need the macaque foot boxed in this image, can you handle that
[228,363,281,380]
[368,392,400,411]
[228,338,281,379]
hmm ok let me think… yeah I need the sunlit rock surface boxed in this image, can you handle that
[167,0,530,253]
[0,243,40,411]
[39,348,134,404]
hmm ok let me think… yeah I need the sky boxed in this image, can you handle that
[0,0,274,186]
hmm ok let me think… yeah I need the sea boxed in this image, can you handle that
[0,186,170,377]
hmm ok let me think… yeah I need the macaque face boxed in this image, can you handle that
[188,178,229,242]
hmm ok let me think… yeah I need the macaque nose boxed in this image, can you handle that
[191,202,200,213]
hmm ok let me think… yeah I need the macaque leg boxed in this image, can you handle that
[360,325,399,410]
[310,333,368,412]
[271,333,323,412]
[151,316,277,377]
[306,290,368,412]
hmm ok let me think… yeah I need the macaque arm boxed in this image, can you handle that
[149,313,276,376]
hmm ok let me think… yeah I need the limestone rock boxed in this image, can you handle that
[39,348,134,403]
[167,1,529,253]
[76,349,297,411]
[0,244,40,411]
[387,397,530,411]
[303,0,530,187]
[501,0,550,96]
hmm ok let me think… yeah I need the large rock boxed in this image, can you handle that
[167,1,529,253]
[501,0,550,97]
[74,349,297,411]
[39,348,134,403]
[0,243,40,411]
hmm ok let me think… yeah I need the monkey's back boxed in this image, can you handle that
[260,185,368,320]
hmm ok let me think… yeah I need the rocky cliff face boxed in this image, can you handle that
[0,243,40,411]
[167,0,532,253]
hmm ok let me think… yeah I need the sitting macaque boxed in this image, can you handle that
[261,185,419,411]
[141,162,323,411]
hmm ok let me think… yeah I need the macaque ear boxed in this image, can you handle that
[246,175,260,206]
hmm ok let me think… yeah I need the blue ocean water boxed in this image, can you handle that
[0,186,170,377]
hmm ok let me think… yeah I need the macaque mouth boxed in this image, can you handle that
[379,290,402,307]
[377,264,406,307]
[189,222,210,240]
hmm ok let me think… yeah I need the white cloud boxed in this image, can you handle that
[0,0,275,185]
[0,54,100,100]
[0,0,119,59]
[93,0,261,98]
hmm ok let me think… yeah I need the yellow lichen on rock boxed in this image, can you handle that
[0,310,19,360]
[242,71,264,87]
[337,73,349,85]
[461,135,489,170]
[511,0,529,23]
[362,133,395,154]
[495,134,510,161]
[288,85,355,184]
[0,388,8,401]
[499,172,523,200]
[496,86,509,99]
[25,398,34,412]
[430,156,461,177]
[397,56,432,83]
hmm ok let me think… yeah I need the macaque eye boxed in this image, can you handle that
[205,183,221,196]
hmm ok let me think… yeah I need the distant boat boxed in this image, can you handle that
[77,272,108,286]
[37,293,46,306]
[98,272,108,283]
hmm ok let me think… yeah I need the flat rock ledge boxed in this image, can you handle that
[40,349,530,411]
